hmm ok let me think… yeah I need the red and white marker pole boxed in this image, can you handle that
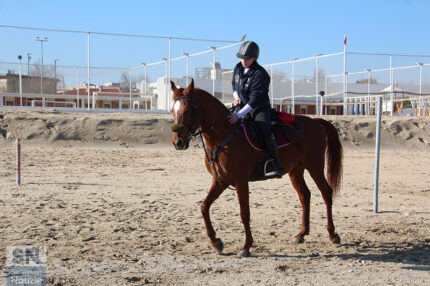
[16,139,21,186]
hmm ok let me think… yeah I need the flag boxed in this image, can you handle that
[344,35,347,46]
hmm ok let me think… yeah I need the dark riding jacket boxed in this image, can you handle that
[231,61,271,109]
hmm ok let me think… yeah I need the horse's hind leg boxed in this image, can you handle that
[307,167,341,244]
[201,178,227,254]
[288,166,311,243]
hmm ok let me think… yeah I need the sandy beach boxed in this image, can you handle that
[0,109,429,285]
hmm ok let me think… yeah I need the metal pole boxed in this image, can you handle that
[35,38,48,107]
[374,95,382,213]
[270,64,273,108]
[343,36,347,115]
[18,55,23,106]
[209,47,216,97]
[16,139,21,186]
[87,32,91,110]
[184,54,189,86]
[367,69,371,115]
[76,68,79,108]
[315,55,319,115]
[54,59,59,92]
[41,41,44,100]
[162,58,168,110]
[213,49,216,97]
[291,60,295,114]
[418,63,423,116]
[143,63,147,95]
[324,77,328,115]
[168,38,171,109]
[27,53,31,76]
[129,69,132,109]
[390,55,393,116]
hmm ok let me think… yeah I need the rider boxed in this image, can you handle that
[228,41,282,178]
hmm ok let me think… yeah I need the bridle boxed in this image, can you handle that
[172,95,200,137]
[172,95,239,190]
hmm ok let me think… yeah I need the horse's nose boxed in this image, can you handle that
[176,139,183,149]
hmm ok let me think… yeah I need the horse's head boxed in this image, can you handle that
[170,79,199,150]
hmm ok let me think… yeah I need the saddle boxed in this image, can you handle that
[242,109,304,150]
[242,109,304,181]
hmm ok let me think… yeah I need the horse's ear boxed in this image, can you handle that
[185,78,194,93]
[170,81,177,92]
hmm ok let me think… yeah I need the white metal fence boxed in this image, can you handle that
[1,25,430,116]
[221,51,430,116]
[0,24,243,112]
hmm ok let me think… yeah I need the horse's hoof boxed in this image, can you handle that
[331,234,341,244]
[214,239,224,254]
[236,249,250,258]
[294,236,305,244]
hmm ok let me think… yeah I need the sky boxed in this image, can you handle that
[1,0,429,85]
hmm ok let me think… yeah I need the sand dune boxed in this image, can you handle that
[1,109,429,150]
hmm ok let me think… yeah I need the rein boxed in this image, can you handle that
[174,96,238,190]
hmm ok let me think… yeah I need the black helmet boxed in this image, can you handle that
[236,41,259,60]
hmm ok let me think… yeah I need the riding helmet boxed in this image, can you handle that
[236,41,259,60]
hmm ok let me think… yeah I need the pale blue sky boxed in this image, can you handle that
[1,0,429,84]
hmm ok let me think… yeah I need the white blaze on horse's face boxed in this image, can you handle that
[173,100,183,123]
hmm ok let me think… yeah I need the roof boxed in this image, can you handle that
[381,85,406,92]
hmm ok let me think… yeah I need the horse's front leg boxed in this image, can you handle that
[235,181,253,257]
[201,178,227,254]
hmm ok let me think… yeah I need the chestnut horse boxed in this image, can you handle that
[170,79,343,257]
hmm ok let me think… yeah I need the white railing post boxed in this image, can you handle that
[390,55,393,116]
[418,62,423,116]
[291,60,295,114]
[87,32,91,111]
[270,64,273,108]
[315,55,319,115]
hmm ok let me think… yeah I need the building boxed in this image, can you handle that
[0,72,57,106]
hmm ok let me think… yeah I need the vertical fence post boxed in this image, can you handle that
[315,55,319,115]
[390,55,393,116]
[418,63,423,116]
[270,64,273,108]
[324,77,328,115]
[168,38,172,110]
[18,56,23,106]
[129,69,132,110]
[291,60,295,114]
[16,139,21,186]
[374,95,382,213]
[76,68,80,108]
[343,36,347,115]
[87,32,91,111]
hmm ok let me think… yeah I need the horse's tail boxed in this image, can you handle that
[315,118,343,193]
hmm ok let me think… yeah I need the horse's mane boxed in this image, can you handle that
[193,88,229,113]
[173,86,229,113]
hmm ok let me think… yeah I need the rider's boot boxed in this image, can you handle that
[265,134,283,178]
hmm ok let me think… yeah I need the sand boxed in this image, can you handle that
[0,109,429,285]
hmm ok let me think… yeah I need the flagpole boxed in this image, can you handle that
[343,35,347,115]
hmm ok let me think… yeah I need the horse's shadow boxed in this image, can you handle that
[226,241,430,271]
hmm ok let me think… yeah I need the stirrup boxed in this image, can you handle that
[264,159,282,178]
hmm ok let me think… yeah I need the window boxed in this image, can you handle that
[300,107,307,114]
